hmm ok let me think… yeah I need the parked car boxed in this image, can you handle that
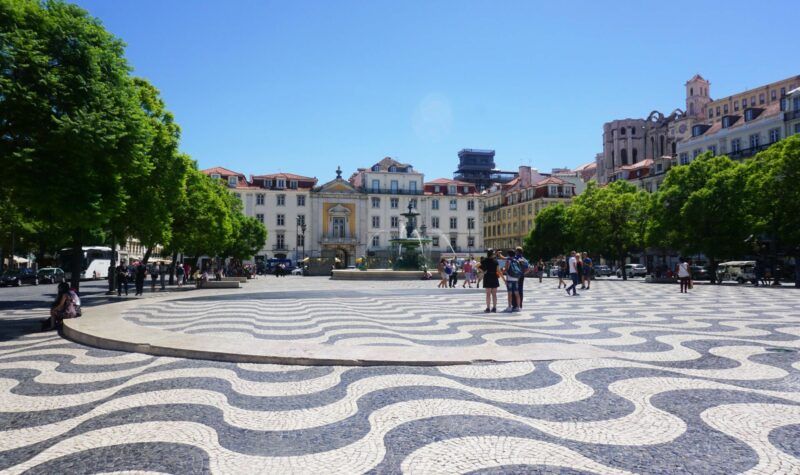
[689,265,710,280]
[593,264,613,277]
[617,264,647,278]
[290,267,304,276]
[717,261,756,284]
[0,268,40,287]
[37,267,66,284]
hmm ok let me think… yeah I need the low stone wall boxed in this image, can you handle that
[196,280,240,289]
[332,269,427,281]
[221,276,248,283]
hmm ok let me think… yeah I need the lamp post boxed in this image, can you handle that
[301,223,307,260]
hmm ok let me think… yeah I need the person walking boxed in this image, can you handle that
[437,258,448,288]
[537,259,545,284]
[480,249,502,313]
[582,253,593,290]
[462,258,473,288]
[557,255,566,289]
[116,260,129,296]
[566,251,580,296]
[678,258,691,293]
[448,259,459,288]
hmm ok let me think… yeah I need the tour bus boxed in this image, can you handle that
[59,246,125,280]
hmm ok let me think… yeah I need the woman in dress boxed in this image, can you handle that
[479,249,503,313]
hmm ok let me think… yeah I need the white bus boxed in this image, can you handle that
[59,246,125,280]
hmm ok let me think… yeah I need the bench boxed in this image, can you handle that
[221,277,248,283]
[196,280,240,289]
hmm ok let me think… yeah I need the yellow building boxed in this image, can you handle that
[483,175,576,251]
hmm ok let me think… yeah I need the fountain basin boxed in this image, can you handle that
[332,269,427,280]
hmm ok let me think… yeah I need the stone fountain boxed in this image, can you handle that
[389,202,432,270]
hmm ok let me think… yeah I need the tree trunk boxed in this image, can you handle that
[619,248,627,281]
[70,230,82,292]
[169,251,178,285]
[142,247,152,265]
[708,258,717,284]
[108,233,117,293]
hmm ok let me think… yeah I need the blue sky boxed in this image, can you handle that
[74,0,797,181]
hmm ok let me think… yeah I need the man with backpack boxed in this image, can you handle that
[513,247,530,309]
[503,249,525,312]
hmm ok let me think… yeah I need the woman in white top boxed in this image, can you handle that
[677,259,691,293]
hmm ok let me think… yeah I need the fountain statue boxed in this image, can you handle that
[389,202,432,270]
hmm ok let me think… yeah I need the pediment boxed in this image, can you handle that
[317,178,358,194]
[328,204,351,215]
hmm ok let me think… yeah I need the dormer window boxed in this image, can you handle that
[692,124,711,137]
[265,179,273,188]
[744,108,759,122]
[276,179,285,188]
[721,116,738,128]
[372,165,380,172]
[289,180,298,189]
[434,185,440,193]
[210,173,221,180]
[463,186,469,193]
[448,185,456,195]
[388,166,397,172]
[228,176,238,187]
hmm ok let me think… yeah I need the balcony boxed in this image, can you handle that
[320,235,358,245]
[363,188,423,195]
[785,110,800,121]
[728,143,773,160]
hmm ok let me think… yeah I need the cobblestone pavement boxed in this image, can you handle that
[1,278,800,473]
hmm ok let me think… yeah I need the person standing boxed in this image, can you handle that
[502,250,523,312]
[150,262,160,292]
[566,251,580,296]
[515,247,530,309]
[134,262,146,296]
[582,253,593,290]
[175,263,185,288]
[537,259,545,284]
[480,249,502,313]
[116,260,129,296]
[678,258,691,293]
[557,255,567,289]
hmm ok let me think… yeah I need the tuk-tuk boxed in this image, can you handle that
[716,261,756,284]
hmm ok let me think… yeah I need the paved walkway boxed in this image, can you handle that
[1,277,800,473]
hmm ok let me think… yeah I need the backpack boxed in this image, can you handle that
[508,259,524,278]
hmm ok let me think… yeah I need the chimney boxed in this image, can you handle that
[519,166,531,187]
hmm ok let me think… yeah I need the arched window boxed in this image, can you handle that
[690,87,694,96]
[672,142,676,155]
[660,136,665,156]
[632,148,638,163]
[650,137,655,156]
[611,150,615,167]
[621,149,628,165]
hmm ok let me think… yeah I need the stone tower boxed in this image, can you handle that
[685,74,711,119]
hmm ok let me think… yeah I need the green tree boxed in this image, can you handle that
[650,153,752,281]
[225,213,268,262]
[168,167,234,263]
[0,0,149,289]
[746,135,800,252]
[570,181,651,280]
[122,78,189,264]
[522,203,571,260]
